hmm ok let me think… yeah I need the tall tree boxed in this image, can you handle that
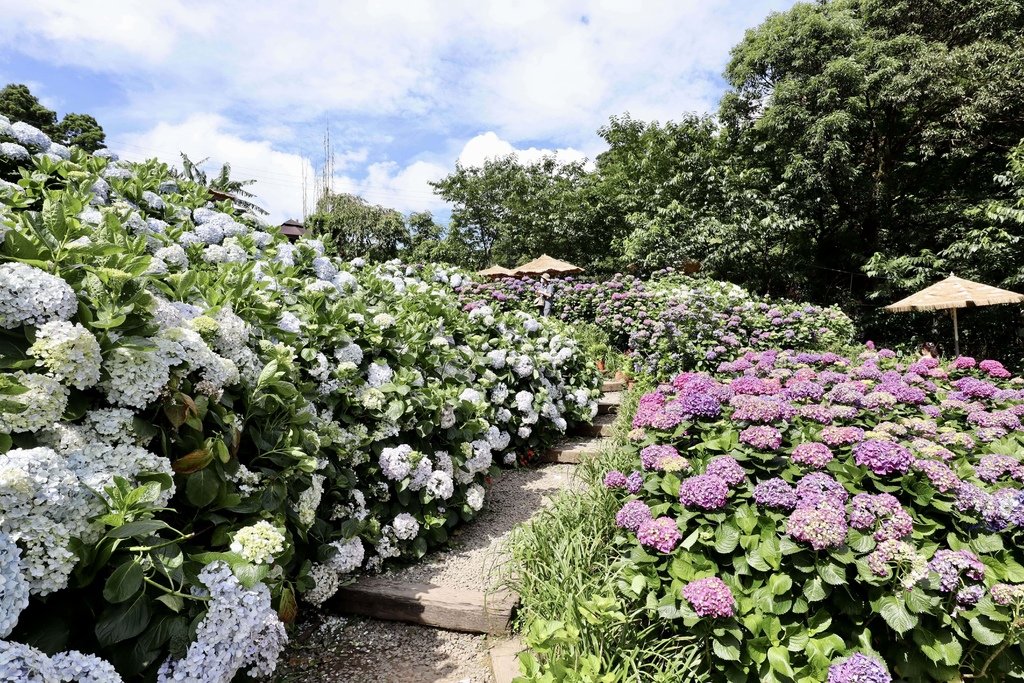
[308,191,409,262]
[719,0,1024,304]
[174,154,267,215]
[55,112,106,151]
[0,83,58,135]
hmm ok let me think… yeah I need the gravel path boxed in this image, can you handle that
[277,463,581,683]
[382,463,580,591]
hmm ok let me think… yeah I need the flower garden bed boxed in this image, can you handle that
[458,272,855,377]
[601,348,1024,681]
[0,116,601,680]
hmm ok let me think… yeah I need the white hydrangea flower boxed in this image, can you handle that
[273,242,296,266]
[141,190,165,211]
[90,178,110,205]
[391,513,420,541]
[82,407,140,445]
[408,455,433,491]
[294,474,324,528]
[0,371,68,434]
[329,537,364,574]
[379,444,414,480]
[0,263,77,329]
[372,313,396,329]
[518,426,532,439]
[515,390,535,414]
[312,256,337,281]
[367,361,394,388]
[333,271,358,290]
[0,531,29,637]
[0,447,93,595]
[230,521,285,564]
[157,562,287,682]
[335,343,363,366]
[350,257,366,268]
[486,425,511,451]
[459,388,483,405]
[303,561,341,605]
[0,640,123,683]
[426,470,454,500]
[102,165,132,180]
[486,349,507,369]
[101,335,181,408]
[491,383,510,404]
[10,122,50,151]
[155,244,188,269]
[467,484,486,511]
[28,321,102,389]
[513,355,535,377]
[0,142,29,162]
[46,142,71,160]
[277,311,302,334]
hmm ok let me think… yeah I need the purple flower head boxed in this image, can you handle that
[739,425,782,451]
[952,356,977,370]
[954,377,998,399]
[615,500,653,531]
[980,359,1011,378]
[682,577,736,618]
[827,653,891,683]
[640,444,679,471]
[678,474,730,510]
[854,440,913,476]
[632,392,666,429]
[791,442,834,469]
[783,380,825,401]
[626,471,644,494]
[730,376,780,396]
[795,473,849,509]
[705,456,746,486]
[929,549,985,594]
[912,458,960,492]
[976,455,1024,483]
[753,478,797,510]
[848,493,913,541]
[603,470,628,489]
[636,516,682,553]
[991,583,1024,607]
[730,395,795,424]
[787,505,848,550]
[678,392,722,420]
[820,426,865,447]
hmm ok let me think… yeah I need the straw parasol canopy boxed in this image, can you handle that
[477,264,516,279]
[884,274,1024,355]
[515,254,584,276]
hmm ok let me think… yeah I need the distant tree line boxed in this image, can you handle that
[0,83,107,151]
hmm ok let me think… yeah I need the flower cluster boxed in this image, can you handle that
[681,577,736,618]
[636,516,682,553]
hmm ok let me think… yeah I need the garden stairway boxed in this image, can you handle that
[541,379,622,464]
[298,380,623,682]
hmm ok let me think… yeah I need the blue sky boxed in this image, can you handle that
[0,1,795,223]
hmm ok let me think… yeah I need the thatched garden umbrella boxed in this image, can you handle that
[884,274,1024,355]
[477,264,516,279]
[515,254,584,276]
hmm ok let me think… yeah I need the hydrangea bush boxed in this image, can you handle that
[458,271,854,377]
[0,116,601,679]
[608,347,1024,681]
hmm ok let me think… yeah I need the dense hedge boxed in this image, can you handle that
[606,347,1024,682]
[0,116,601,680]
[458,272,855,377]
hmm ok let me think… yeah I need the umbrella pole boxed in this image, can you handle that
[952,308,960,357]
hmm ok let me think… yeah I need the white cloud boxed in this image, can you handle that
[332,159,450,214]
[457,132,590,168]
[113,114,315,223]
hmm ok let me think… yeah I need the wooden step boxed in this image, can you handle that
[602,379,625,392]
[489,637,526,683]
[570,413,615,438]
[540,436,608,464]
[328,578,519,635]
[598,392,622,414]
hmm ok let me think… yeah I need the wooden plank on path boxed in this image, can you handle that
[489,637,526,683]
[570,413,615,438]
[598,392,622,414]
[329,578,519,635]
[540,436,606,463]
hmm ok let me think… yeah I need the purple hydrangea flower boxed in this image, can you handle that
[640,444,679,471]
[848,493,913,541]
[603,470,628,489]
[681,577,736,618]
[976,455,1024,483]
[827,653,891,683]
[980,359,1011,378]
[820,426,865,447]
[787,505,848,550]
[795,473,849,509]
[753,478,797,510]
[625,471,644,494]
[636,516,682,553]
[929,549,985,593]
[705,456,746,486]
[854,440,913,476]
[791,442,834,469]
[678,392,722,420]
[678,474,730,510]
[615,500,653,531]
[739,425,782,450]
[911,458,960,492]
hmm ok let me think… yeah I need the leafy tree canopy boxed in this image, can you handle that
[308,191,409,262]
